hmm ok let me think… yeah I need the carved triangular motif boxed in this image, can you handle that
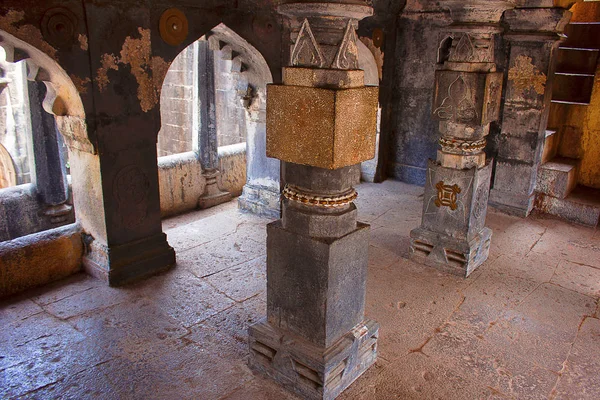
[332,20,359,70]
[452,33,475,62]
[290,19,324,68]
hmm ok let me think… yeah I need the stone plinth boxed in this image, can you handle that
[410,160,492,277]
[249,318,378,400]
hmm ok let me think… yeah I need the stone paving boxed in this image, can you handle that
[2,180,600,399]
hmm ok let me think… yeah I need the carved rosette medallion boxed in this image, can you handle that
[159,8,189,46]
[435,181,461,210]
[114,165,150,226]
[282,185,357,208]
[41,8,78,47]
[439,137,487,154]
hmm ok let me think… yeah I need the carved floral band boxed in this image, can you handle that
[439,137,487,153]
[282,185,357,208]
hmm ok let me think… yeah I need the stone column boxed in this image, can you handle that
[409,1,513,277]
[28,80,73,223]
[197,39,231,209]
[248,2,380,399]
[238,95,282,218]
[488,6,571,216]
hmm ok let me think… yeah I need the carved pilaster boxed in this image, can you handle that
[409,1,515,277]
[489,6,572,216]
[248,2,380,399]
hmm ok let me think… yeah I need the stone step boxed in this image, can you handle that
[552,72,595,104]
[556,47,599,75]
[535,185,600,227]
[542,130,558,164]
[563,23,600,50]
[536,157,579,199]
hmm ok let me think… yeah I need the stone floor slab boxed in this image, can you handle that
[3,181,600,399]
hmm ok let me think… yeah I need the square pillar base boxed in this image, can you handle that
[238,183,281,218]
[488,188,535,218]
[409,226,492,277]
[248,318,378,400]
[83,232,176,286]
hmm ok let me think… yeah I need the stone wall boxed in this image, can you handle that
[214,55,248,146]
[0,183,75,242]
[158,45,196,157]
[157,41,249,156]
[0,60,34,186]
[383,9,451,185]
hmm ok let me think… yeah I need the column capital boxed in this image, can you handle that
[443,0,517,24]
[503,7,572,40]
[277,2,373,70]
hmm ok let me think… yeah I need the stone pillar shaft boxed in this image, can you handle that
[28,80,73,223]
[489,7,571,216]
[409,2,513,277]
[248,2,379,399]
[197,39,231,209]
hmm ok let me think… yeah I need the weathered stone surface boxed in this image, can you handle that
[266,220,369,347]
[248,318,378,400]
[432,71,503,127]
[282,67,365,89]
[535,157,579,199]
[2,183,600,399]
[0,224,82,298]
[83,232,176,287]
[535,186,600,227]
[282,201,358,238]
[410,160,493,277]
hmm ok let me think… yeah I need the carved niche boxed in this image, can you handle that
[447,32,495,64]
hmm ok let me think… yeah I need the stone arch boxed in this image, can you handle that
[0,143,16,188]
[0,29,92,153]
[156,22,277,217]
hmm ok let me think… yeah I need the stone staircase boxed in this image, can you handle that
[536,130,600,226]
[552,16,600,105]
[535,3,600,227]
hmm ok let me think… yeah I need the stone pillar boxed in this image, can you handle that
[197,39,231,209]
[248,2,380,399]
[28,80,73,224]
[409,1,513,277]
[238,93,281,218]
[489,6,571,216]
